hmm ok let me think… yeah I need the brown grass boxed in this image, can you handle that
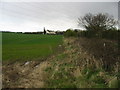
[77,37,119,71]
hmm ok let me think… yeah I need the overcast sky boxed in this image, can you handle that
[0,1,119,32]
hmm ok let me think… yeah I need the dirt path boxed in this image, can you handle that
[2,60,50,88]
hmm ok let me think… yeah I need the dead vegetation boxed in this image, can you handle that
[77,37,119,71]
[2,60,50,88]
[2,37,120,88]
[45,37,119,88]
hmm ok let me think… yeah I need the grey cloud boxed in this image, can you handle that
[0,2,118,31]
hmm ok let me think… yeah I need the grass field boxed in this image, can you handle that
[2,33,63,61]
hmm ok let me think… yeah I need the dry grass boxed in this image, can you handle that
[2,60,50,88]
[77,37,119,71]
[45,37,119,88]
[2,37,119,88]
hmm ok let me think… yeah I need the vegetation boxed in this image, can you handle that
[78,13,117,31]
[64,28,119,41]
[2,32,63,61]
[63,29,78,37]
[45,38,119,88]
[64,13,119,41]
[61,13,119,88]
[2,13,120,88]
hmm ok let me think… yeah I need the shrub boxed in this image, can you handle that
[64,29,78,37]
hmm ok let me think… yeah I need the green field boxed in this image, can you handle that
[2,33,63,61]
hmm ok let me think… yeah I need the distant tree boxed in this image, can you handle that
[78,13,117,37]
[44,27,46,34]
[64,29,77,37]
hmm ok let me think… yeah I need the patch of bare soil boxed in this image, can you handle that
[2,60,50,88]
[2,42,64,88]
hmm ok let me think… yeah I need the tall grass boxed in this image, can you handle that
[45,37,119,88]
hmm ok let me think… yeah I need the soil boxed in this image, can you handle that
[2,37,119,88]
[2,60,50,88]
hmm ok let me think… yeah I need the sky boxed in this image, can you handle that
[0,0,119,32]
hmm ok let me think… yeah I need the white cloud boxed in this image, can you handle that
[0,21,41,32]
[0,2,118,32]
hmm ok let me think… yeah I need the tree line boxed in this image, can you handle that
[64,13,119,41]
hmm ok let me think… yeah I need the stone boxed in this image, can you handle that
[24,61,30,66]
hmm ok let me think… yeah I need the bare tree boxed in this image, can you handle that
[78,13,117,31]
